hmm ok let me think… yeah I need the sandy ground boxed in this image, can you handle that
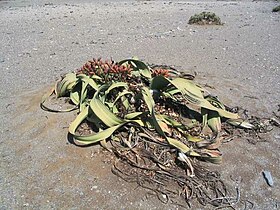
[0,0,280,209]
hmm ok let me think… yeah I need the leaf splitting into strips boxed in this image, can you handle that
[91,75,103,80]
[151,76,238,119]
[69,106,143,145]
[152,76,203,105]
[73,121,143,145]
[68,106,117,144]
[142,87,201,157]
[159,114,186,129]
[69,106,89,135]
[201,108,208,128]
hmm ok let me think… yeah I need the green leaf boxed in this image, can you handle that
[201,108,208,128]
[69,106,89,135]
[91,75,103,80]
[78,74,99,91]
[75,125,124,144]
[171,77,204,99]
[105,82,128,96]
[154,76,238,119]
[87,78,99,91]
[119,58,152,79]
[141,87,165,136]
[187,134,203,142]
[70,90,80,105]
[141,87,154,113]
[124,112,143,119]
[167,137,200,156]
[200,100,238,119]
[150,75,170,91]
[112,90,133,108]
[205,95,225,110]
[204,109,221,133]
[90,97,124,127]
[68,106,117,144]
[165,87,181,95]
[139,69,152,79]
[159,114,185,129]
[56,73,77,97]
[151,75,204,104]
[80,80,88,104]
[69,107,143,145]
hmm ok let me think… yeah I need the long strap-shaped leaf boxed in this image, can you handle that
[41,87,78,112]
[124,112,144,120]
[70,89,80,106]
[68,106,121,144]
[141,87,165,136]
[151,76,238,119]
[141,87,201,157]
[55,73,77,97]
[104,82,128,95]
[69,106,144,145]
[111,90,133,109]
[142,86,223,162]
[167,137,200,156]
[90,97,124,127]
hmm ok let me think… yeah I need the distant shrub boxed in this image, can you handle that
[189,12,223,25]
[272,5,280,12]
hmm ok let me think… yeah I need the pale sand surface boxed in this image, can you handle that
[0,0,279,209]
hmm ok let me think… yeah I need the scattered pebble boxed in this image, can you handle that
[23,203,29,207]
[263,171,274,187]
[91,185,98,190]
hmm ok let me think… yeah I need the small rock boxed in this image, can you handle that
[91,185,98,190]
[23,203,29,207]
[263,171,273,187]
